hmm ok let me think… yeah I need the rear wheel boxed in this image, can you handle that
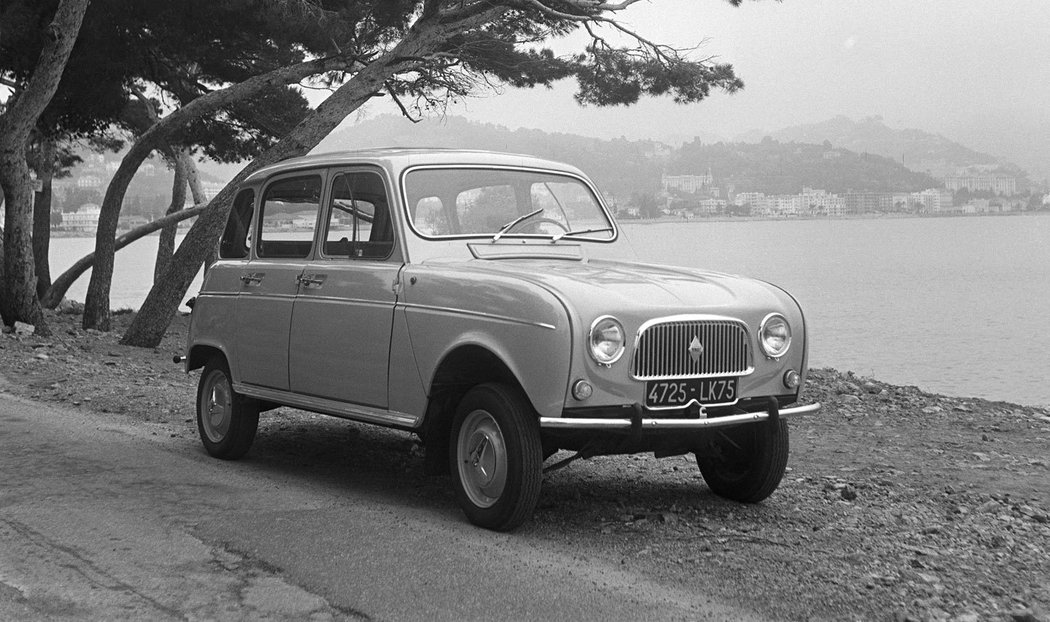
[196,357,259,460]
[696,419,789,503]
[450,383,543,531]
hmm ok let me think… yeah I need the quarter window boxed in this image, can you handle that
[257,175,321,259]
[219,189,255,259]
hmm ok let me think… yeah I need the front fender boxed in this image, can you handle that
[401,265,572,418]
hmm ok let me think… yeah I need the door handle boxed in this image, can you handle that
[240,272,263,285]
[297,273,327,288]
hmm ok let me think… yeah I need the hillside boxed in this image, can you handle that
[668,136,941,194]
[323,115,946,199]
[319,115,664,202]
[739,116,1027,180]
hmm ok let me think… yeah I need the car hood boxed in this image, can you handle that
[425,257,795,317]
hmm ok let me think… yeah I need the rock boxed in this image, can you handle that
[840,484,858,501]
[922,406,942,414]
[976,500,1000,513]
[57,298,85,315]
[841,394,861,404]
[34,353,49,361]
[1010,609,1043,622]
[14,322,35,336]
[863,381,880,394]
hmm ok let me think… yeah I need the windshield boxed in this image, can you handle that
[403,167,615,241]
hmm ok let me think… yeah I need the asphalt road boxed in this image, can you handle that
[0,394,761,621]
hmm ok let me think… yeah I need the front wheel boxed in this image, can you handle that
[696,419,789,503]
[450,383,543,531]
[196,357,259,460]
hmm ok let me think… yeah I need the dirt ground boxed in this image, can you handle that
[1,310,1048,622]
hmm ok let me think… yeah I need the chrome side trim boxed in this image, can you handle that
[399,303,557,330]
[539,403,820,430]
[233,383,421,428]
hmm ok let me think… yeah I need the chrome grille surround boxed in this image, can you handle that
[630,315,754,380]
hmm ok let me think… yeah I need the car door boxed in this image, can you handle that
[288,168,401,407]
[236,171,325,391]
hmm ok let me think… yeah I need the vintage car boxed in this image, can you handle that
[183,148,819,531]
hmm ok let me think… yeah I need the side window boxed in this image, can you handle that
[219,189,254,259]
[257,175,321,259]
[323,171,393,259]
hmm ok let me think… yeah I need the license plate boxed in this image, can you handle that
[644,377,738,409]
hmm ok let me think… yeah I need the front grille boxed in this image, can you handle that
[631,318,753,380]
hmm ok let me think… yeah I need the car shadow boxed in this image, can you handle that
[226,408,782,534]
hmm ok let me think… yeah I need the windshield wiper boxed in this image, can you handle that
[492,208,543,242]
[550,226,613,242]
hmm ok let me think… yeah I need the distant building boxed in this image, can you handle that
[844,192,893,214]
[76,175,103,189]
[662,170,713,194]
[62,203,101,233]
[913,189,954,214]
[943,173,1017,195]
[696,198,727,215]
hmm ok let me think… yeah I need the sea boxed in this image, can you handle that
[46,213,1050,407]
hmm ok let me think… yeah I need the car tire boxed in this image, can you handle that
[449,383,543,531]
[196,357,259,460]
[696,419,789,503]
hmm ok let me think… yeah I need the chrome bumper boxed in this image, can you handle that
[539,402,820,430]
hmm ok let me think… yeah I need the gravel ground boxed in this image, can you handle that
[1,310,1048,622]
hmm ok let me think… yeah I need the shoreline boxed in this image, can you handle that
[618,208,1049,225]
[44,209,1049,239]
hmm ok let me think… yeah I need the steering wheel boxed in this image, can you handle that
[507,217,569,234]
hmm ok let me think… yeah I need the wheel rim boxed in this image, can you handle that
[201,370,233,443]
[456,409,508,509]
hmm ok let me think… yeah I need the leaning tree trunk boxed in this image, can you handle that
[0,0,89,334]
[119,33,438,348]
[32,137,56,299]
[154,151,190,283]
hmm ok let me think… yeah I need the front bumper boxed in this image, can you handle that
[540,402,820,430]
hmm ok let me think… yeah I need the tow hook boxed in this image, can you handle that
[173,355,186,364]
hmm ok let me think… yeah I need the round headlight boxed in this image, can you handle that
[760,313,792,358]
[589,316,625,366]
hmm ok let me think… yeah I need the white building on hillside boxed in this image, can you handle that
[62,203,102,233]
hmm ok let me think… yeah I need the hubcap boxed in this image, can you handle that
[201,370,232,443]
[457,410,507,508]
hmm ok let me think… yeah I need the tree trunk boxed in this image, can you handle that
[41,205,207,309]
[80,54,365,332]
[0,0,89,334]
[154,151,190,283]
[33,137,56,299]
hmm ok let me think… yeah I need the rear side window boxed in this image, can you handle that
[257,175,322,259]
[219,189,255,259]
[323,171,394,259]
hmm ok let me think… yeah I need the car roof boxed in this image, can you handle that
[243,148,586,184]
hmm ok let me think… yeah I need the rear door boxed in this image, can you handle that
[236,171,325,391]
[289,168,401,407]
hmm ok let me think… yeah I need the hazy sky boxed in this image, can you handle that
[348,0,1050,177]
